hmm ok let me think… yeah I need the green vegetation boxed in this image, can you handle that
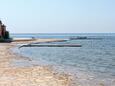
[4,31,10,39]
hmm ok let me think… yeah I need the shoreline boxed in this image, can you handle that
[1,38,115,86]
[0,39,74,86]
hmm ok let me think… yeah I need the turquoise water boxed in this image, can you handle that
[12,33,115,85]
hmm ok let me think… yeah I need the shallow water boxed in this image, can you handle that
[12,33,115,86]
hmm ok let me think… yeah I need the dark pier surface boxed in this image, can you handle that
[19,44,82,48]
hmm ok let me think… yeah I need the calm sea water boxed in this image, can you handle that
[12,33,115,85]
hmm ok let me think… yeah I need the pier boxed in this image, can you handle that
[19,44,82,48]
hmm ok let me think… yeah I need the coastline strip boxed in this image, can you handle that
[0,39,74,86]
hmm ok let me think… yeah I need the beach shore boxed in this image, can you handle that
[0,38,74,86]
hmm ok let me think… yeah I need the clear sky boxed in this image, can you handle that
[0,0,115,33]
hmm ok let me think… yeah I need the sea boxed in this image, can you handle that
[11,33,115,86]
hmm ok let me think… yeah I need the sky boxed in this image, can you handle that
[0,0,115,33]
